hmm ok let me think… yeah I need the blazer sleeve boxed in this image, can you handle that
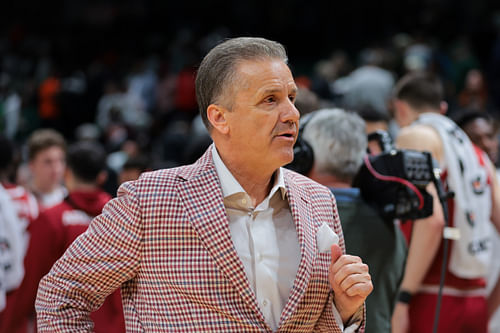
[35,181,143,332]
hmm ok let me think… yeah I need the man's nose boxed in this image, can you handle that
[281,100,300,123]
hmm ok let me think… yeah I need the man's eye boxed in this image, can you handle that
[265,97,276,103]
[289,95,296,103]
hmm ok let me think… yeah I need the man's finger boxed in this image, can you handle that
[345,281,373,297]
[331,244,342,265]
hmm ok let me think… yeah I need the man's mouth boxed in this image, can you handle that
[275,131,297,140]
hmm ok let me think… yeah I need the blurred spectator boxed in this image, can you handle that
[26,129,67,209]
[155,119,191,166]
[0,135,38,255]
[455,111,499,165]
[357,107,390,134]
[181,132,213,165]
[403,41,433,73]
[302,108,406,333]
[58,70,88,139]
[106,139,141,173]
[74,123,101,143]
[458,69,490,111]
[172,65,198,120]
[37,71,61,130]
[118,155,151,184]
[0,137,26,312]
[392,72,499,333]
[0,73,21,140]
[311,50,352,101]
[332,48,395,117]
[95,77,150,131]
[127,57,158,115]
[357,108,393,155]
[449,37,481,93]
[456,111,500,332]
[0,183,24,313]
[0,141,124,333]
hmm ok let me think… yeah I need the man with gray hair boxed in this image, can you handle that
[36,37,372,332]
[303,108,407,333]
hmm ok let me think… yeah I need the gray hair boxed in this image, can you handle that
[302,108,367,182]
[195,37,288,130]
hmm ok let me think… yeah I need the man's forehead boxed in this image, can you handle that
[467,118,493,131]
[234,59,295,86]
[33,146,65,160]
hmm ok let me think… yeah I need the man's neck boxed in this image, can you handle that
[408,108,441,126]
[32,182,59,195]
[217,150,275,207]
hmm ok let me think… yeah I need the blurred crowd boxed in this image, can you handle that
[3,26,500,178]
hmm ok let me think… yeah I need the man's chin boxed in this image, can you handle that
[277,151,295,167]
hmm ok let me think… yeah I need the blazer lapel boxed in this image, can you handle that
[176,149,268,327]
[279,173,318,325]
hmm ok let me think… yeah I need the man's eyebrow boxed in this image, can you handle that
[260,88,282,95]
[260,86,298,95]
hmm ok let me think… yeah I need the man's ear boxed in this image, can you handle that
[207,104,229,135]
[393,99,411,125]
[440,101,448,115]
[63,167,73,187]
[96,170,108,186]
[393,99,407,115]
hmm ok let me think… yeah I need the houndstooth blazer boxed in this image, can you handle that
[36,146,364,332]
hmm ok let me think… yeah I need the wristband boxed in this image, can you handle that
[398,290,413,304]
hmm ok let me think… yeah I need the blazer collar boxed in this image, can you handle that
[278,169,318,326]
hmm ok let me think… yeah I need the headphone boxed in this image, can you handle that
[284,112,316,175]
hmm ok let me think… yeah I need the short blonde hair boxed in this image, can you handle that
[27,129,66,161]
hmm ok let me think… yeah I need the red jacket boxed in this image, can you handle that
[0,189,125,333]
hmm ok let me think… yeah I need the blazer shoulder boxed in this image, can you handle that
[138,167,183,181]
[134,165,194,185]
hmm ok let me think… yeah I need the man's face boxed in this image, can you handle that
[221,59,299,172]
[29,146,66,192]
[463,118,499,163]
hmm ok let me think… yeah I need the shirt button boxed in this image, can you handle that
[242,198,247,205]
[262,299,268,306]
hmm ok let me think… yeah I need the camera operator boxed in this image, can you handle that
[301,108,407,333]
[391,72,500,333]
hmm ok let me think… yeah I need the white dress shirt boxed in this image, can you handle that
[212,146,299,330]
[212,146,359,332]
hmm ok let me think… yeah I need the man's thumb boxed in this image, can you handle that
[331,243,342,264]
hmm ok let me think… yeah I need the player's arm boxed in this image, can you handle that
[392,125,446,333]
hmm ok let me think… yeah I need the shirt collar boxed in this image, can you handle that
[212,145,287,200]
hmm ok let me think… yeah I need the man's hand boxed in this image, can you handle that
[391,302,410,333]
[329,244,373,324]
